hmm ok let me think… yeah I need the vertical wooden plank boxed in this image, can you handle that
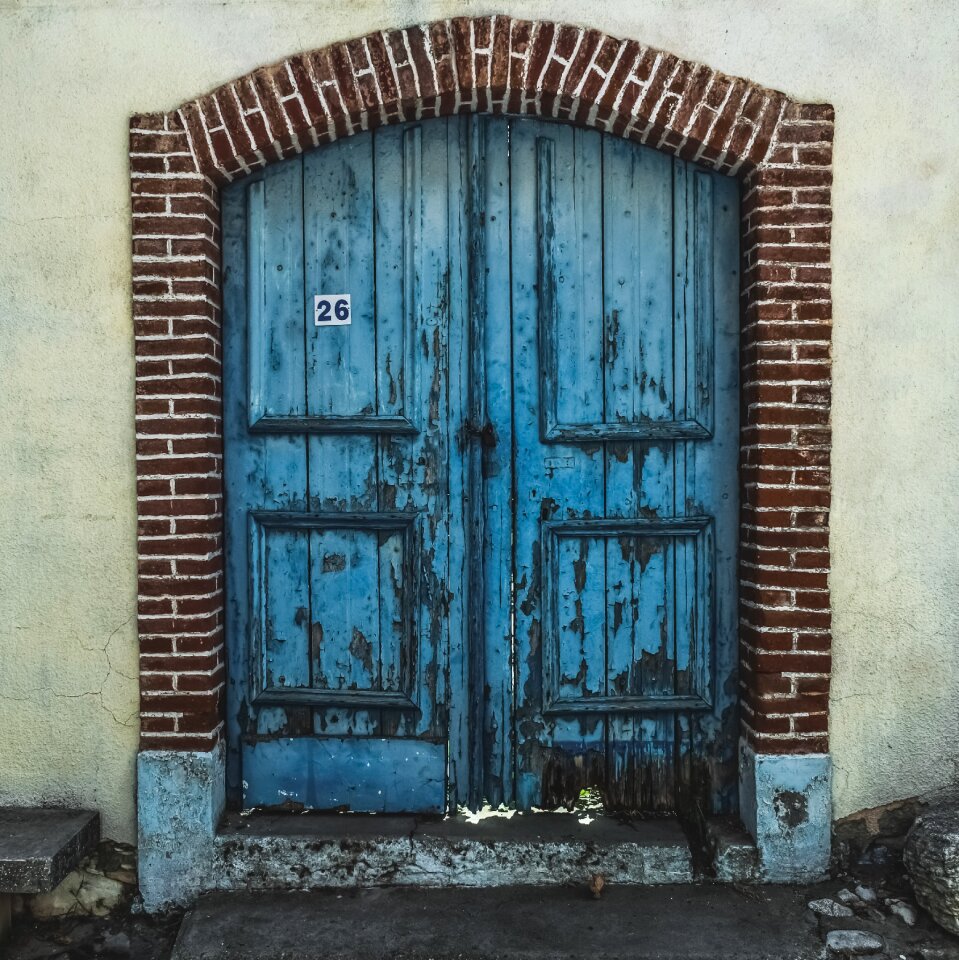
[224,157,312,800]
[222,176,250,804]
[446,114,472,805]
[262,527,312,693]
[303,132,378,737]
[374,130,415,429]
[511,119,607,810]
[602,136,679,811]
[687,168,741,813]
[304,135,377,418]
[555,534,606,704]
[602,136,675,432]
[375,120,457,750]
[692,170,716,434]
[462,115,514,808]
[371,123,412,739]
[377,528,407,693]
[248,157,307,423]
[308,528,380,715]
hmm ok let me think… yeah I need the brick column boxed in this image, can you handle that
[131,115,225,752]
[740,103,834,754]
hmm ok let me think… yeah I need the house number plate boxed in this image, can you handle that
[314,294,351,326]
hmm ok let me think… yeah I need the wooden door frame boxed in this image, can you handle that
[131,16,834,908]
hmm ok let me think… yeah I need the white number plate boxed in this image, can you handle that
[314,294,351,327]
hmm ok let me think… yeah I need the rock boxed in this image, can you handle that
[824,929,885,956]
[853,883,877,903]
[25,838,137,920]
[100,931,131,956]
[29,870,127,919]
[886,898,918,926]
[808,897,855,918]
[905,803,959,935]
[836,888,862,906]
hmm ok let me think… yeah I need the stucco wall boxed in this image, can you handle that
[1,0,956,842]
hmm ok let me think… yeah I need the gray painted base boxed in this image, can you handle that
[138,744,226,912]
[214,812,693,890]
[739,740,831,882]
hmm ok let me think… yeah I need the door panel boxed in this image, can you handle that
[502,118,740,814]
[223,119,468,812]
[224,114,739,817]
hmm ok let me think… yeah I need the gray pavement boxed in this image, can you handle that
[168,882,944,960]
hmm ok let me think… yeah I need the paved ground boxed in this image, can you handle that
[168,882,959,960]
[5,878,959,959]
[171,884,826,960]
[3,909,182,959]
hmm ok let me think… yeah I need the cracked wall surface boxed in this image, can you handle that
[0,0,957,838]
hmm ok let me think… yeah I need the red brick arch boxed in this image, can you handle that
[130,15,833,762]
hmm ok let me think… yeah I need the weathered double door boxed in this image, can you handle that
[223,116,740,817]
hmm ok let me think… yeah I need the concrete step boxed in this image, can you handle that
[172,885,826,960]
[213,811,694,890]
[0,807,100,894]
[0,807,100,941]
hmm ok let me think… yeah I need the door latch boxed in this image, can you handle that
[463,418,497,451]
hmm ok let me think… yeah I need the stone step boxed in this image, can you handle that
[172,885,825,960]
[0,807,100,894]
[0,807,100,941]
[213,811,694,890]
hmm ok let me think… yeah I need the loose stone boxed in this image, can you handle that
[887,899,918,926]
[836,888,862,906]
[853,884,878,903]
[824,929,885,957]
[100,930,132,955]
[808,897,855,918]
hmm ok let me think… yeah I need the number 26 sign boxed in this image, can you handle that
[314,294,351,327]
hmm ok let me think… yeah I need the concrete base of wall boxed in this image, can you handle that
[137,744,225,912]
[738,739,832,882]
[137,741,830,908]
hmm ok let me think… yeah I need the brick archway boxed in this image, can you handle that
[131,15,832,795]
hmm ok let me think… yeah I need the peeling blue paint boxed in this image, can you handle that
[137,744,225,910]
[739,739,831,882]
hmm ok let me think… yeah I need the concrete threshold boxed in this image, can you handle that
[212,811,695,890]
[172,885,826,960]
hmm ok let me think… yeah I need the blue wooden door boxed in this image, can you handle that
[484,118,739,814]
[223,120,470,813]
[223,115,739,816]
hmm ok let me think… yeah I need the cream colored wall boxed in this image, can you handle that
[1,0,956,841]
